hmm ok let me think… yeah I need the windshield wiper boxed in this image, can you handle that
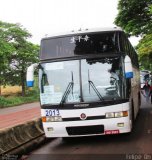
[88,69,104,101]
[60,71,74,105]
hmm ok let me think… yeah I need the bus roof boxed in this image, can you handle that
[42,27,123,40]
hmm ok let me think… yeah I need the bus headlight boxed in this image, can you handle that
[105,111,128,118]
[42,116,62,122]
[115,112,124,118]
[105,112,115,118]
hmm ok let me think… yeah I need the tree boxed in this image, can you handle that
[5,42,39,96]
[136,34,152,70]
[0,21,39,96]
[0,21,16,94]
[115,0,152,70]
[115,0,152,36]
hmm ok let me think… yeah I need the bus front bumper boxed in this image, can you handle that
[42,117,131,137]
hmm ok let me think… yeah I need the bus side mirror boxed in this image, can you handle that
[124,56,133,79]
[26,63,38,87]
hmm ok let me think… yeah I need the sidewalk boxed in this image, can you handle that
[0,102,41,130]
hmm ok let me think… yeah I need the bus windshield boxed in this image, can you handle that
[39,56,124,105]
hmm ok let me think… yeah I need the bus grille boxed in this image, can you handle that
[66,125,104,135]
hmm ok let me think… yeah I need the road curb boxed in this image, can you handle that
[0,118,48,156]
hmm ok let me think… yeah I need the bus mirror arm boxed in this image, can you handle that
[124,56,133,79]
[26,63,39,87]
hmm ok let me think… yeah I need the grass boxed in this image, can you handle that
[1,85,22,95]
[0,85,39,108]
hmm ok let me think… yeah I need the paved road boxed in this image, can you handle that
[27,96,152,160]
[0,102,40,129]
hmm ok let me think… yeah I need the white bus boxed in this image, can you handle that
[27,27,141,137]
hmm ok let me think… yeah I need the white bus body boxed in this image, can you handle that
[27,27,140,137]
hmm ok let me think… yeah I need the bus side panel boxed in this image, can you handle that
[131,66,140,119]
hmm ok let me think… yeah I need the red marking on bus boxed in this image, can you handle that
[105,130,120,135]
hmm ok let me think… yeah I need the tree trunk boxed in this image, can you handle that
[0,79,1,96]
[21,82,25,96]
[21,70,25,96]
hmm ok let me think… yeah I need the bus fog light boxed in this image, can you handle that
[47,127,54,131]
[117,123,124,127]
[106,112,114,118]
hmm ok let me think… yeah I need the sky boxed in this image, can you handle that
[0,0,140,45]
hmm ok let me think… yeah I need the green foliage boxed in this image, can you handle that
[0,20,39,96]
[0,76,39,108]
[115,0,152,36]
[0,22,16,86]
[115,0,152,70]
[0,92,39,108]
[136,34,152,70]
[4,41,39,86]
